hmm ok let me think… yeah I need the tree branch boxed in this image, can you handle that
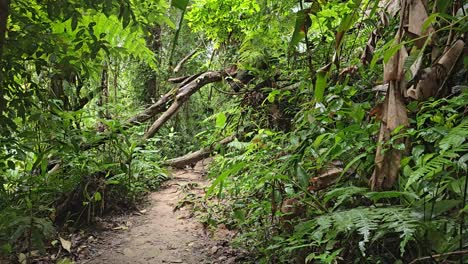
[163,135,236,168]
[408,249,468,264]
[173,49,199,73]
[143,71,226,139]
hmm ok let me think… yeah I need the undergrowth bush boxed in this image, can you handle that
[0,112,168,258]
[204,90,468,263]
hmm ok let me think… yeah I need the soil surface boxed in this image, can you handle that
[77,161,243,264]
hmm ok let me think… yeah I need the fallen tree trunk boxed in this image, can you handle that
[81,71,226,150]
[144,71,226,139]
[163,135,236,168]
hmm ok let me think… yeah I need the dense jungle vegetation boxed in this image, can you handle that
[0,0,467,263]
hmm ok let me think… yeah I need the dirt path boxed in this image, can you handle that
[78,162,240,264]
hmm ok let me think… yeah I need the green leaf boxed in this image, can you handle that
[425,200,461,218]
[7,160,15,170]
[94,192,102,202]
[215,112,227,128]
[339,153,366,178]
[0,243,12,254]
[296,165,309,189]
[207,162,246,196]
[74,42,83,51]
[71,13,79,31]
[422,13,438,32]
[436,0,452,13]
[289,10,307,50]
[313,133,330,149]
[233,209,245,223]
[314,69,329,103]
[171,0,189,10]
[266,89,281,103]
[365,191,419,203]
[383,42,405,64]
[120,4,131,28]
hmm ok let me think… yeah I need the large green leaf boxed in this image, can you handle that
[207,162,246,196]
[171,0,189,10]
[314,63,331,103]
[215,112,227,128]
[289,10,307,50]
[296,165,309,189]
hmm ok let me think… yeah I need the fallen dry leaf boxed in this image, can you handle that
[113,225,128,230]
[59,236,72,253]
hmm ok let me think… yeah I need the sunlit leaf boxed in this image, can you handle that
[215,112,227,128]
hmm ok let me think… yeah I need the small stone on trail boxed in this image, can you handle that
[210,246,219,254]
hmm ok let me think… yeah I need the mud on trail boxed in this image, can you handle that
[78,162,245,264]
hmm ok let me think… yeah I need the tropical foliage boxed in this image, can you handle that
[0,0,466,263]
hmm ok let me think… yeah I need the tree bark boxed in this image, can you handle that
[144,25,161,103]
[126,89,176,125]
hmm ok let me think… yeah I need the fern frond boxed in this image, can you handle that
[405,154,453,189]
[295,207,420,256]
[439,119,468,152]
[324,186,368,209]
[405,119,468,190]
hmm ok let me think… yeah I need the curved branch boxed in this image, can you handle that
[143,71,226,139]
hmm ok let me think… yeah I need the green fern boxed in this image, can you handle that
[439,119,468,152]
[291,207,421,257]
[324,186,368,209]
[405,120,468,190]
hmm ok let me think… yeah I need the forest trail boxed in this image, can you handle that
[79,160,238,264]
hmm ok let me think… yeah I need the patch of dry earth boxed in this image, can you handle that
[78,162,241,264]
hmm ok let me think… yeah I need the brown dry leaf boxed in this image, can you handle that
[59,236,72,253]
[407,0,433,48]
[308,167,343,191]
[384,43,407,82]
[361,30,378,65]
[335,31,345,50]
[113,225,129,230]
[437,39,464,71]
[18,253,26,264]
[385,0,401,17]
[397,44,408,80]
[370,82,408,191]
[411,39,465,99]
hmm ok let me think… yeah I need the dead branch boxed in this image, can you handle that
[408,249,468,264]
[126,90,175,125]
[144,71,226,139]
[163,135,236,168]
[81,70,226,150]
[173,49,199,73]
[168,76,189,83]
